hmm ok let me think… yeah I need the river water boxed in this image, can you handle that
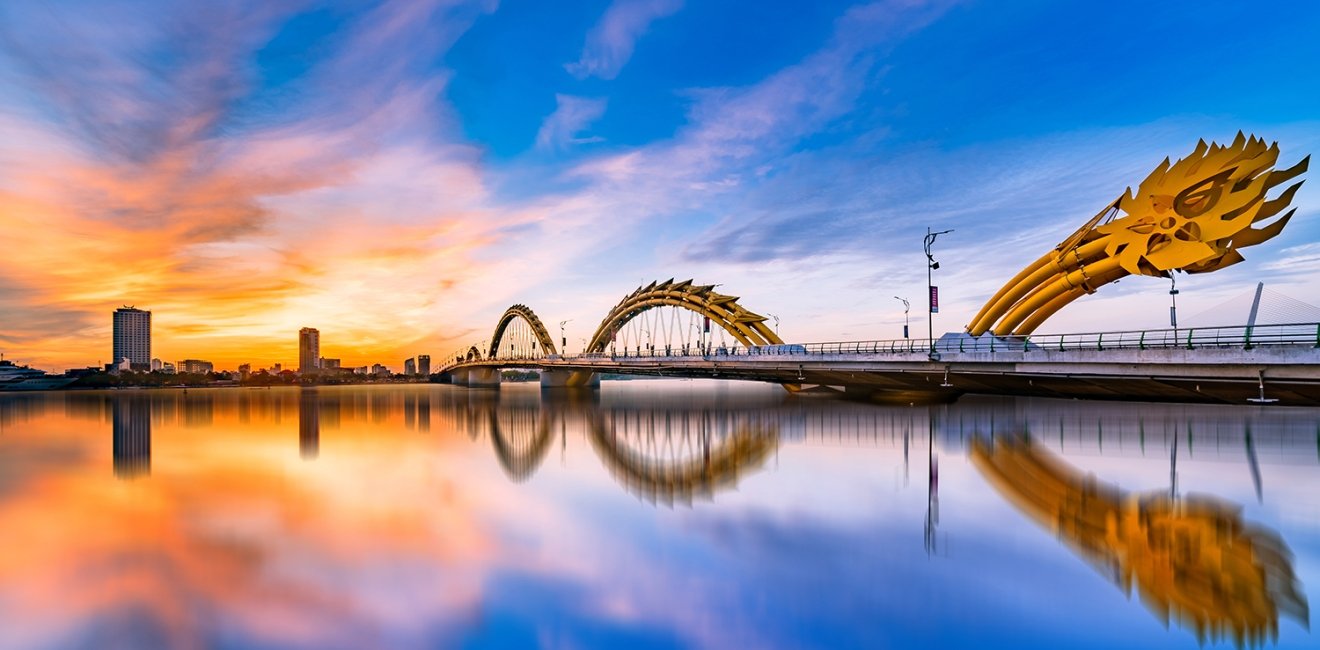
[0,381,1315,649]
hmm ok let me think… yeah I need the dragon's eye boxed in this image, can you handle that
[1174,168,1235,218]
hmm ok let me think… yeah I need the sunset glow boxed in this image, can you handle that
[3,1,1319,371]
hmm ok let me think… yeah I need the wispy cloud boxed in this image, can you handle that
[534,94,608,151]
[565,0,682,80]
[0,0,511,370]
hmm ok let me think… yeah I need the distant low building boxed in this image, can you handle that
[403,357,416,376]
[178,359,213,374]
[112,358,132,373]
[418,354,431,376]
[371,363,390,377]
[273,363,282,373]
[320,357,341,369]
[352,366,369,375]
[238,363,251,380]
[161,362,176,374]
[150,358,163,372]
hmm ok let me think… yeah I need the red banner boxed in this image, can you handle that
[930,286,939,313]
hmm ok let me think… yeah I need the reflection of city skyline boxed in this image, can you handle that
[3,387,1320,486]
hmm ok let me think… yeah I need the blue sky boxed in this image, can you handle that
[2,0,1319,369]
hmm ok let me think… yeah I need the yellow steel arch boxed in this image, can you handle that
[488,303,558,358]
[968,134,1308,337]
[584,279,784,353]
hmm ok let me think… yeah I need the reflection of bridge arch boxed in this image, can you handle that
[488,408,556,482]
[588,411,778,504]
[488,304,557,359]
[585,279,783,353]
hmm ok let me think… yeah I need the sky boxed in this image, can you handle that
[2,0,1320,371]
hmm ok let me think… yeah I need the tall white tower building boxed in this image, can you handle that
[112,307,151,369]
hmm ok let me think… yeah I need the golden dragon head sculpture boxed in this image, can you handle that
[969,133,1308,337]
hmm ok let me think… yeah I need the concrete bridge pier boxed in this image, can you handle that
[466,367,502,388]
[449,367,501,387]
[540,370,600,390]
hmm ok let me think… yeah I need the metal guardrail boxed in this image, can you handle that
[441,322,1320,370]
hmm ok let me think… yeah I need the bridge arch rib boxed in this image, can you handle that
[585,279,783,353]
[488,304,558,359]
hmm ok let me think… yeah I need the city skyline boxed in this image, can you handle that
[3,1,1320,371]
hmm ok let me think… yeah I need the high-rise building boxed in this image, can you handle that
[417,354,431,376]
[299,328,320,374]
[403,357,416,376]
[112,307,151,369]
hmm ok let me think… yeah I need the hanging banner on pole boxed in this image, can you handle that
[930,286,939,313]
[703,316,711,333]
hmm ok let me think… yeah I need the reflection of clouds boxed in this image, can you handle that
[0,391,494,649]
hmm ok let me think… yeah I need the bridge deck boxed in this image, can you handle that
[442,324,1320,406]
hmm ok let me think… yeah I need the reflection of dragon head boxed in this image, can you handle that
[968,134,1308,337]
[971,435,1310,646]
[1097,133,1308,276]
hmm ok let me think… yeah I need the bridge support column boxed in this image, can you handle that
[540,370,600,389]
[467,367,501,388]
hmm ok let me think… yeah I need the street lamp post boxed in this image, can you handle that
[923,228,954,357]
[1168,276,1179,337]
[558,320,571,355]
[894,296,910,339]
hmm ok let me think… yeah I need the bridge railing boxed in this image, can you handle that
[796,322,1320,356]
[443,322,1320,368]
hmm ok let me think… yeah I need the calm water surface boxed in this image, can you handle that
[0,381,1316,649]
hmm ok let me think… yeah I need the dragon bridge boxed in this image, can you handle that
[969,133,1308,337]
